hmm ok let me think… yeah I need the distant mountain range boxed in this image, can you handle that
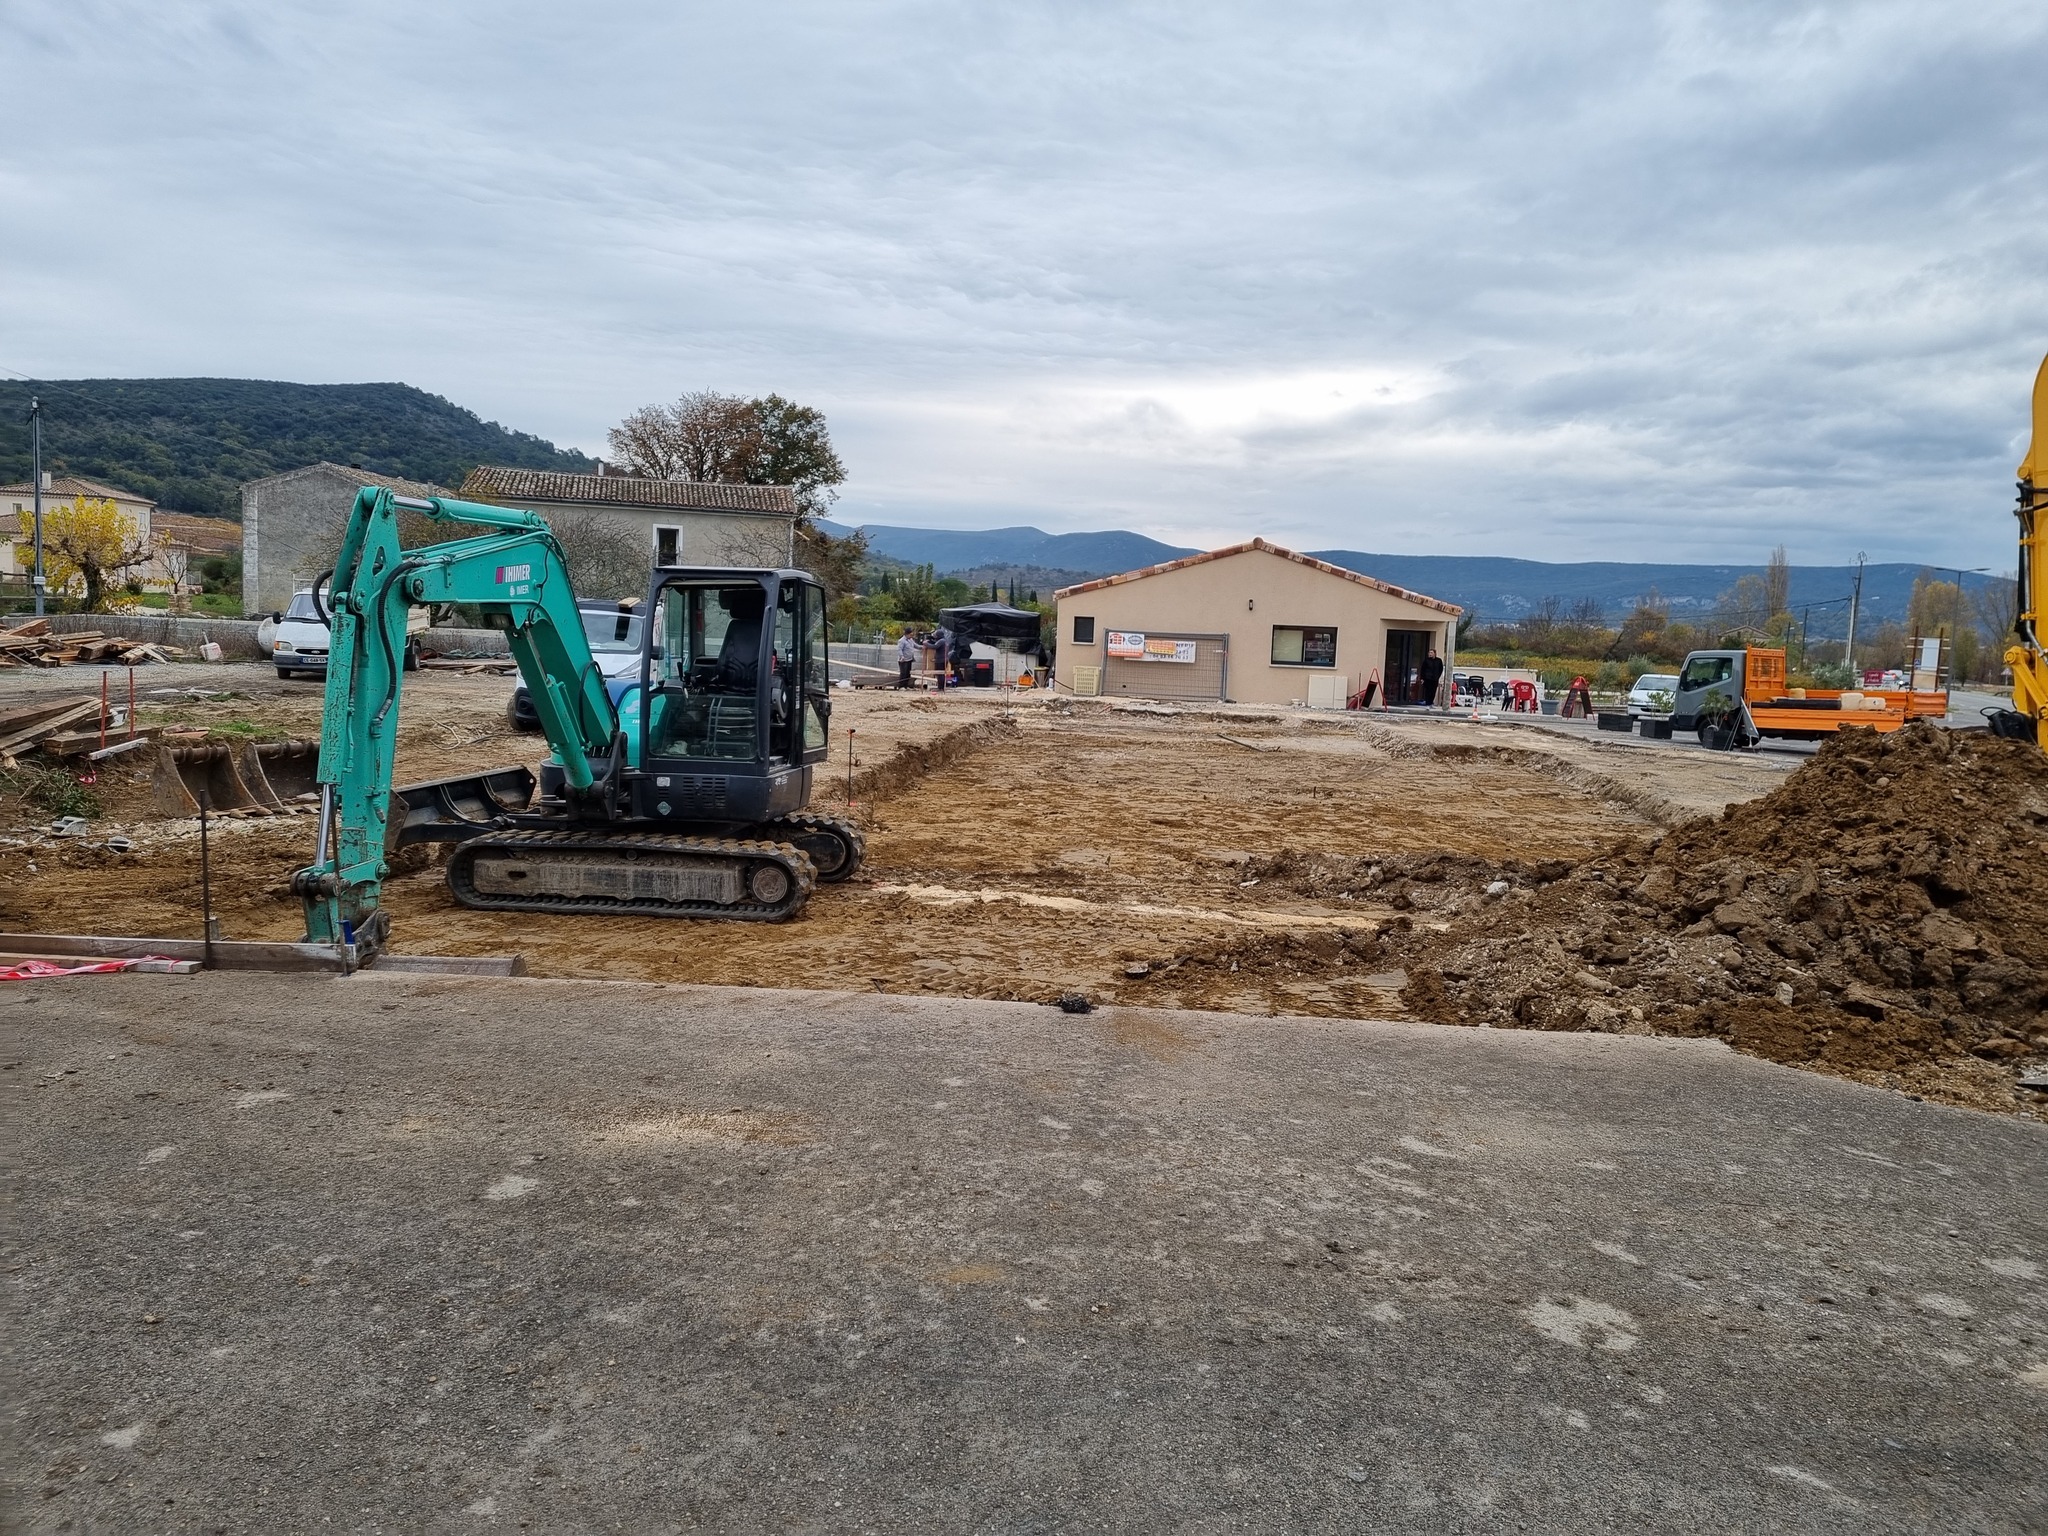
[824,522,1942,632]
[0,378,594,520]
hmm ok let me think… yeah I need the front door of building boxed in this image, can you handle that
[1383,628,1436,705]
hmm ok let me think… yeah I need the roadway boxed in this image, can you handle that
[6,973,2043,1533]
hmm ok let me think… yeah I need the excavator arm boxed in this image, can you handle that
[292,488,618,950]
[2005,352,2048,748]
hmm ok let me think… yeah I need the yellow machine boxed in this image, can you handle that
[2003,351,2048,748]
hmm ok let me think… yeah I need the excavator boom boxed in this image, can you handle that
[2004,351,2048,747]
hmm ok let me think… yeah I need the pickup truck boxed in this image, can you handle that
[1672,647,1946,748]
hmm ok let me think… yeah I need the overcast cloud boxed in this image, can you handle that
[6,0,2045,565]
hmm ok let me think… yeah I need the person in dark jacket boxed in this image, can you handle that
[1420,649,1445,708]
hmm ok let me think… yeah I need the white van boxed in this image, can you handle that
[271,582,429,679]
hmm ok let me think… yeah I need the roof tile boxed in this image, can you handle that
[460,465,797,515]
[1054,537,1462,615]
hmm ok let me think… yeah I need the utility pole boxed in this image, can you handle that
[27,395,46,617]
[1843,552,1865,678]
[1945,565,1990,688]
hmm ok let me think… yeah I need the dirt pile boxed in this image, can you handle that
[1370,722,2048,1112]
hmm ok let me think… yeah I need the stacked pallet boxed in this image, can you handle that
[0,695,161,767]
[0,618,183,667]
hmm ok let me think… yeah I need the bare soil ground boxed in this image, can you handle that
[4,667,2038,1119]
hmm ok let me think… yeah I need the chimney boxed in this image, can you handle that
[595,459,608,478]
[40,471,51,491]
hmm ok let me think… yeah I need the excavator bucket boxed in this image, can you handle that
[152,742,270,817]
[240,738,322,811]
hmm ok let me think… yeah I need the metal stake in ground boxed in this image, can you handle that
[198,790,217,969]
[847,727,856,807]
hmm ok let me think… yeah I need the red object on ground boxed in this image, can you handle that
[0,957,165,981]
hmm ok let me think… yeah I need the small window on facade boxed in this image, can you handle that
[1073,616,1096,644]
[1271,625,1337,667]
[654,525,681,567]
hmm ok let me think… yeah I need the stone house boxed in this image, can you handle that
[240,462,444,614]
[456,466,799,568]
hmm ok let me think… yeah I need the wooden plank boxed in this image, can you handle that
[370,953,528,977]
[0,695,98,735]
[0,700,103,757]
[0,933,526,977]
[38,725,161,757]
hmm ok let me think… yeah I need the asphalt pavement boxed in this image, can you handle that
[5,974,2045,1534]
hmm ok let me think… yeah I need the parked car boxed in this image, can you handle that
[1626,672,1680,716]
[507,600,649,731]
[271,584,426,679]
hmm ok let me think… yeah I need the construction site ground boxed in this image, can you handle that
[3,663,2044,1120]
[6,973,2044,1532]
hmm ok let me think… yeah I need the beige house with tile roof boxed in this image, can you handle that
[2,475,157,582]
[1054,538,1462,707]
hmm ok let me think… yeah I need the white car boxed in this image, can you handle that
[1626,673,1680,716]
[507,600,648,730]
[271,584,427,679]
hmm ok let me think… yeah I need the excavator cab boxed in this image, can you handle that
[615,569,832,824]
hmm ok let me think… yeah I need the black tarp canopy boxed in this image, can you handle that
[936,603,1045,649]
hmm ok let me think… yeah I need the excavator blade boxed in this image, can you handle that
[152,742,269,817]
[391,766,538,845]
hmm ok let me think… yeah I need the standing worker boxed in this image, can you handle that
[934,628,950,692]
[1420,648,1445,709]
[896,630,916,688]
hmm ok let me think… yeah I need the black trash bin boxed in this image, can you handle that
[969,658,995,687]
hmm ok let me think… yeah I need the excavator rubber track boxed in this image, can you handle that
[445,829,816,922]
[755,813,866,883]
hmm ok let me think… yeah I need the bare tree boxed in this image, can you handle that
[607,392,765,483]
[547,510,651,602]
[1765,545,1791,617]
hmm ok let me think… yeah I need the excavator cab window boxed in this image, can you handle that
[649,581,772,761]
[802,584,829,754]
[769,580,831,764]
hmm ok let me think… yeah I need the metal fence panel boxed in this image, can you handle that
[1103,633,1228,701]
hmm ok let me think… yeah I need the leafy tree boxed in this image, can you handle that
[884,563,943,624]
[746,395,845,522]
[15,496,156,611]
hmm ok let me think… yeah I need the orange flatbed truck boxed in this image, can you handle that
[1671,646,1946,748]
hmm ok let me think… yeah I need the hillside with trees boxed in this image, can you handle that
[0,378,594,520]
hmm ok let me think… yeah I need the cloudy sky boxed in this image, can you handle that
[7,0,2045,566]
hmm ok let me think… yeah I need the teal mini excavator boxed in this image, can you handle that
[291,487,863,957]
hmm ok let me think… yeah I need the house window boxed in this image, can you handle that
[1073,616,1096,644]
[1271,625,1337,667]
[653,525,681,567]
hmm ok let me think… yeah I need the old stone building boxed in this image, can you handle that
[456,466,799,567]
[240,462,443,614]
